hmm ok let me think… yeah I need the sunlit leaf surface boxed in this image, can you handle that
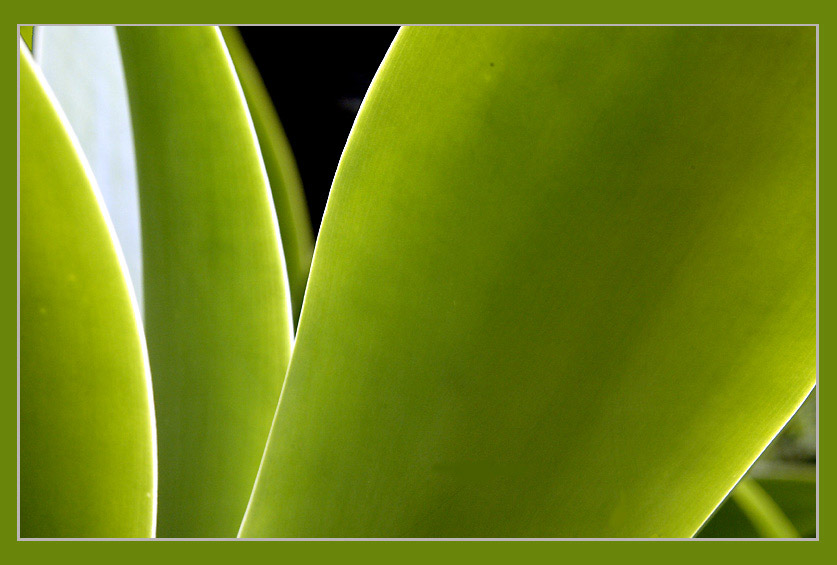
[240,27,815,538]
[118,26,294,538]
[221,26,314,324]
[20,42,156,538]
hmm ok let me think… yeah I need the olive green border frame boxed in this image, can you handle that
[8,9,827,557]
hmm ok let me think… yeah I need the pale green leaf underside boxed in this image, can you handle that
[117,26,294,538]
[35,26,144,312]
[220,26,314,324]
[20,42,156,538]
[241,27,815,537]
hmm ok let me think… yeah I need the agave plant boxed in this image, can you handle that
[18,25,816,539]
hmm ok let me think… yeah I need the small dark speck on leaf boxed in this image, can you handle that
[490,62,495,67]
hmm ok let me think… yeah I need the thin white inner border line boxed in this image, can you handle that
[16,23,819,542]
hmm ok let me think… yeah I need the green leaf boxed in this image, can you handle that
[34,26,144,312]
[220,26,314,325]
[117,27,294,538]
[240,27,815,537]
[20,42,156,538]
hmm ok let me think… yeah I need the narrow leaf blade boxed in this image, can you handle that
[117,26,294,538]
[698,473,816,538]
[221,26,314,324]
[730,479,800,538]
[20,42,156,538]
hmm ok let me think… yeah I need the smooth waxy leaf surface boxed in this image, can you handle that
[35,26,144,311]
[240,27,815,537]
[20,42,156,538]
[221,26,314,324]
[118,26,294,538]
